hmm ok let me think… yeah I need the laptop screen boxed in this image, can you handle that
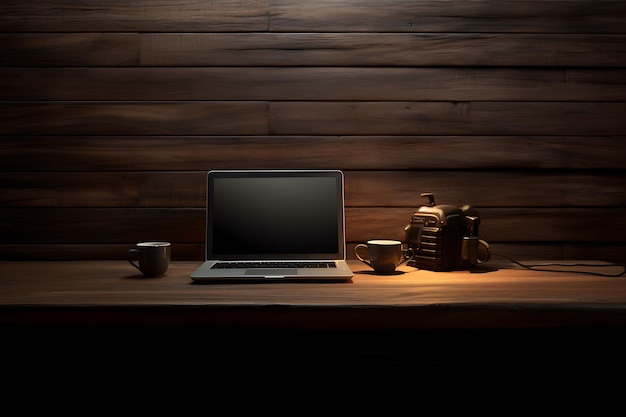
[206,170,346,260]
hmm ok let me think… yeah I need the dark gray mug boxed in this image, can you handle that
[128,241,171,277]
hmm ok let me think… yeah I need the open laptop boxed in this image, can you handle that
[190,169,354,283]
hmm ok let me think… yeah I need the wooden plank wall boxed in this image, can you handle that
[1,0,625,264]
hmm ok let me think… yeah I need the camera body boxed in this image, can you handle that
[404,193,490,271]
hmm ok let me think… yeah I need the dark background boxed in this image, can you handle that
[1,1,625,264]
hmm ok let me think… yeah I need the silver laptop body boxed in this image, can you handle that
[190,170,354,282]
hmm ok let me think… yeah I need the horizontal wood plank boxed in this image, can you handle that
[0,243,205,261]
[2,243,625,265]
[2,171,625,208]
[270,102,626,136]
[140,33,626,67]
[0,34,139,66]
[0,102,269,135]
[0,208,203,244]
[0,0,269,32]
[2,68,626,101]
[2,136,625,171]
[2,1,624,34]
[4,32,623,67]
[270,0,626,34]
[0,172,205,208]
[2,102,624,135]
[2,208,625,244]
[346,207,626,244]
[343,171,626,208]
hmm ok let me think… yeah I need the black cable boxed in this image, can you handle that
[491,253,626,278]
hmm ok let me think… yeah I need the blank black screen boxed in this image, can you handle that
[207,171,343,259]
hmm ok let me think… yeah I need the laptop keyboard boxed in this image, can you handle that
[211,261,336,269]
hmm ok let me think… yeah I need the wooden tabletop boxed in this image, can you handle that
[2,259,626,330]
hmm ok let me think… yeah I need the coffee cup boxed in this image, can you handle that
[128,241,171,277]
[354,239,413,274]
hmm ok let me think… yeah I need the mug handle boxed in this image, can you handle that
[354,244,372,268]
[398,246,415,266]
[127,248,142,272]
[476,239,491,264]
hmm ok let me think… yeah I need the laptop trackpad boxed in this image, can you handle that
[245,268,297,276]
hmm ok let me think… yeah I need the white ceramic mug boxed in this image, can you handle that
[354,239,413,274]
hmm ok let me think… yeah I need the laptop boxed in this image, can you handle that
[190,169,354,282]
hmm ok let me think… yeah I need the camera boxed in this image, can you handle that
[404,193,491,271]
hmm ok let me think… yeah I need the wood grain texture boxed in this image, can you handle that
[3,102,625,136]
[2,136,625,171]
[140,33,626,67]
[1,0,625,264]
[2,207,625,244]
[0,102,269,135]
[3,243,626,264]
[270,0,626,34]
[0,34,139,66]
[3,1,625,34]
[2,171,626,208]
[4,33,625,67]
[1,260,625,308]
[270,102,626,135]
[0,0,269,32]
[3,68,626,101]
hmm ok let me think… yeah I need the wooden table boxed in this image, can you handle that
[2,259,626,377]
